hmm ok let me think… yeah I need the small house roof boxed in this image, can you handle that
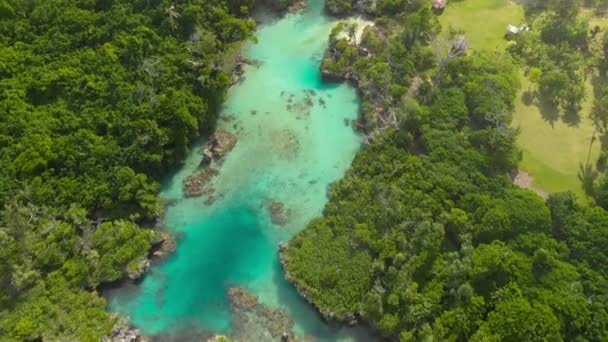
[506,24,520,34]
[433,0,447,8]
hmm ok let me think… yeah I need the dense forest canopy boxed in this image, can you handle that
[284,0,608,340]
[1,0,608,340]
[0,0,256,340]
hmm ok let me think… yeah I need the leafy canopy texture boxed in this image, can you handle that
[284,52,608,341]
[0,0,254,340]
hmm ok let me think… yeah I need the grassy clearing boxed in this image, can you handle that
[512,76,599,200]
[438,0,524,51]
[439,0,602,198]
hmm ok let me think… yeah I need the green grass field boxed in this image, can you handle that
[438,0,524,51]
[439,0,599,199]
[512,77,599,199]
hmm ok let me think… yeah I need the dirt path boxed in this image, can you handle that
[512,170,549,199]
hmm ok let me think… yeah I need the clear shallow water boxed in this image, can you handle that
[108,1,371,340]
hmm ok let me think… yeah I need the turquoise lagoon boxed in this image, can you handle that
[108,1,371,340]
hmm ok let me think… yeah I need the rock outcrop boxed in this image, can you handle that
[268,199,289,226]
[183,129,237,200]
[103,317,148,342]
[320,21,405,142]
[150,231,177,259]
[126,258,150,281]
[201,129,238,162]
[231,54,256,86]
[183,167,219,198]
[228,287,297,341]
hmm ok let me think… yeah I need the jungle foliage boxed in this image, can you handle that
[0,0,255,340]
[286,52,608,341]
[284,1,608,340]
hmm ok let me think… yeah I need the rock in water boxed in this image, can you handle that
[151,232,177,259]
[127,258,150,281]
[183,167,219,198]
[201,129,238,160]
[228,287,259,311]
[183,129,237,200]
[227,287,296,341]
[268,199,289,226]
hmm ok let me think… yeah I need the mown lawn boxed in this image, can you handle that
[512,76,599,200]
[438,0,524,51]
[439,0,601,199]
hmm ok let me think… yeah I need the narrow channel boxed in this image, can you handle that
[108,1,373,340]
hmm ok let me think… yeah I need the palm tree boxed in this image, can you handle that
[166,4,181,30]
[591,94,608,132]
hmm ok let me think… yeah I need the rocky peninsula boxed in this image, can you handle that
[183,129,238,201]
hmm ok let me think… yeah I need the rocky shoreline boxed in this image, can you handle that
[319,14,410,143]
[272,6,382,331]
[183,129,238,202]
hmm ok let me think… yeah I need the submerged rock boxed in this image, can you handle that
[201,129,238,160]
[151,231,177,259]
[318,97,326,108]
[268,199,289,226]
[271,129,300,160]
[228,286,260,311]
[183,167,219,198]
[228,287,296,341]
[183,129,237,199]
